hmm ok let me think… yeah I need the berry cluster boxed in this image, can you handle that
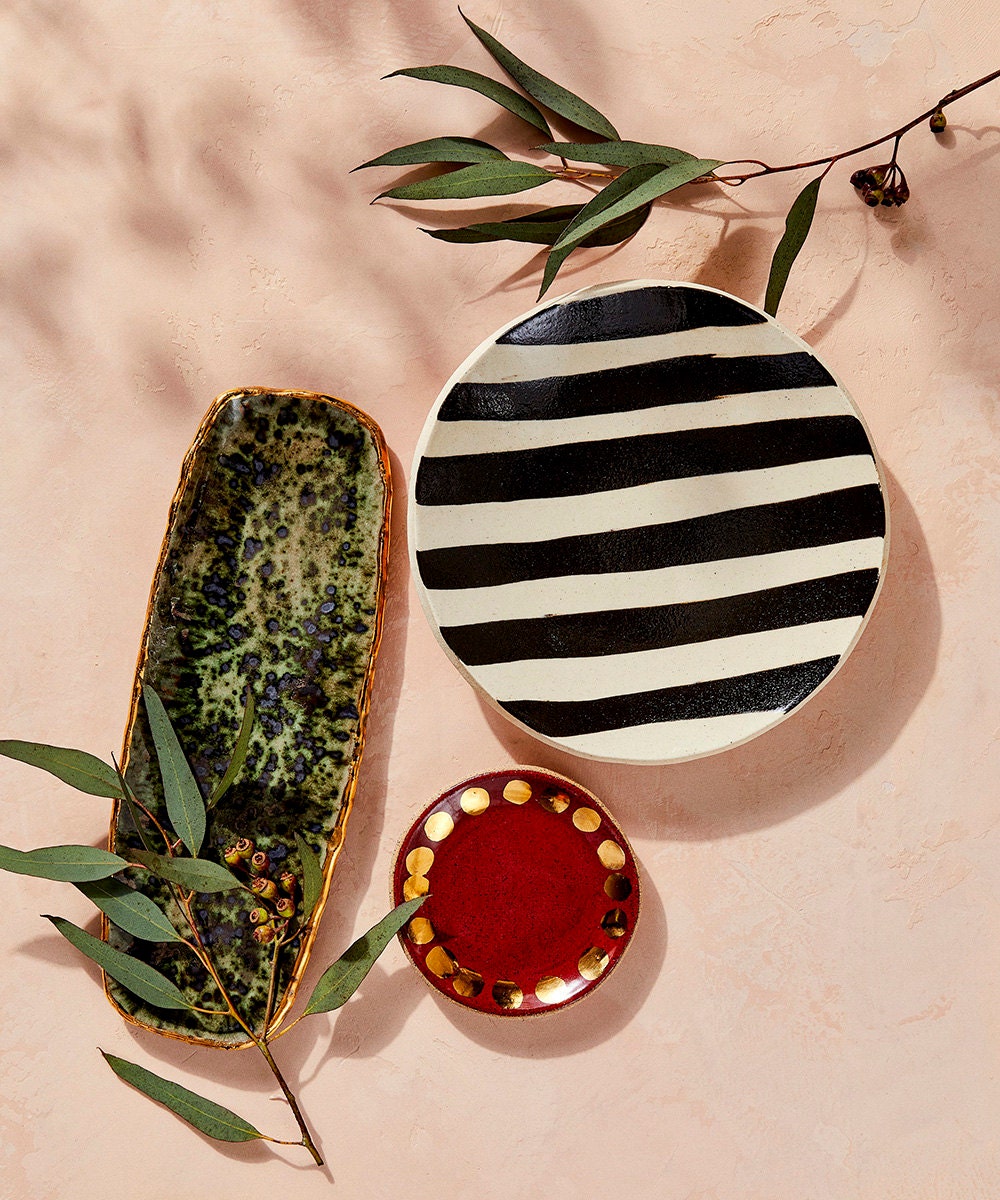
[850,163,910,208]
[223,837,300,945]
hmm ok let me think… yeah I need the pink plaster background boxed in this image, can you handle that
[1,2,998,1196]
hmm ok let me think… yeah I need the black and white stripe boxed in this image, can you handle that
[410,281,888,764]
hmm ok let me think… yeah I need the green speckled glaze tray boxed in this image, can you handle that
[107,388,391,1046]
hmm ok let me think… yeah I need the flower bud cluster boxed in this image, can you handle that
[222,836,300,946]
[850,162,910,208]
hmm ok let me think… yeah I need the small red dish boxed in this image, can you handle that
[392,768,640,1015]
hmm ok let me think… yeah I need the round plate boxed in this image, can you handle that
[410,279,889,764]
[393,768,640,1016]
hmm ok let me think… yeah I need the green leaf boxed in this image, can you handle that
[354,136,507,170]
[302,897,427,1016]
[206,689,255,811]
[129,848,243,894]
[460,9,619,139]
[765,174,823,317]
[424,202,651,246]
[111,753,156,854]
[294,833,324,919]
[539,157,721,298]
[376,161,553,202]
[143,686,205,856]
[539,140,699,168]
[75,878,183,943]
[45,916,195,1010]
[386,66,551,136]
[101,1052,265,1143]
[552,156,721,249]
[0,843,129,882]
[0,741,122,798]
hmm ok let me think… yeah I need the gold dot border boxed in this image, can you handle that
[397,770,639,1014]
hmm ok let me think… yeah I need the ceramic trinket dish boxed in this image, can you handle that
[393,768,640,1016]
[410,280,889,765]
[108,388,391,1046]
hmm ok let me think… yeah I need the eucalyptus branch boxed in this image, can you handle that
[0,691,421,1170]
[361,9,999,312]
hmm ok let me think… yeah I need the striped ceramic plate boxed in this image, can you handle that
[409,280,889,765]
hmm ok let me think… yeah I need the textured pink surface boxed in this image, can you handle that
[0,2,998,1196]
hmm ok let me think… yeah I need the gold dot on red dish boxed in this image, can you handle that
[601,909,628,938]
[425,946,458,978]
[502,779,532,805]
[572,807,601,832]
[424,811,455,841]
[403,874,430,902]
[452,968,484,998]
[578,947,609,981]
[407,917,435,945]
[598,839,626,870]
[534,976,568,1004]
[537,787,570,814]
[604,873,632,901]
[405,846,435,875]
[492,980,524,1009]
[460,787,490,815]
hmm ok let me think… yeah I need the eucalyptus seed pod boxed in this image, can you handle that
[249,906,269,925]
[274,897,296,921]
[234,837,254,861]
[251,876,278,901]
[252,923,277,945]
[279,871,298,896]
[223,845,242,867]
[250,850,270,876]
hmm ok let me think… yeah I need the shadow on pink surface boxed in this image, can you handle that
[479,466,939,840]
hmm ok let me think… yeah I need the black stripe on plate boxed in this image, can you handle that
[416,415,872,506]
[497,285,767,346]
[416,485,885,592]
[441,569,879,666]
[501,657,841,738]
[438,352,835,422]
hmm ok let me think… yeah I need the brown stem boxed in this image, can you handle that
[714,66,1000,182]
[177,895,321,1164]
[254,1036,324,1167]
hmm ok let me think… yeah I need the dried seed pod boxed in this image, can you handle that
[930,108,947,133]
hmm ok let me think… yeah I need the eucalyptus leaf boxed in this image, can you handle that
[537,162,663,296]
[376,161,553,202]
[551,156,722,250]
[539,140,699,168]
[460,9,619,139]
[425,201,651,246]
[0,843,129,882]
[294,833,323,919]
[101,1052,265,1143]
[111,753,156,854]
[143,686,205,856]
[538,156,720,297]
[354,136,507,170]
[385,66,551,136]
[0,740,122,798]
[45,915,196,1010]
[206,689,255,811]
[302,897,426,1017]
[765,174,823,316]
[129,848,243,894]
[75,878,183,943]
